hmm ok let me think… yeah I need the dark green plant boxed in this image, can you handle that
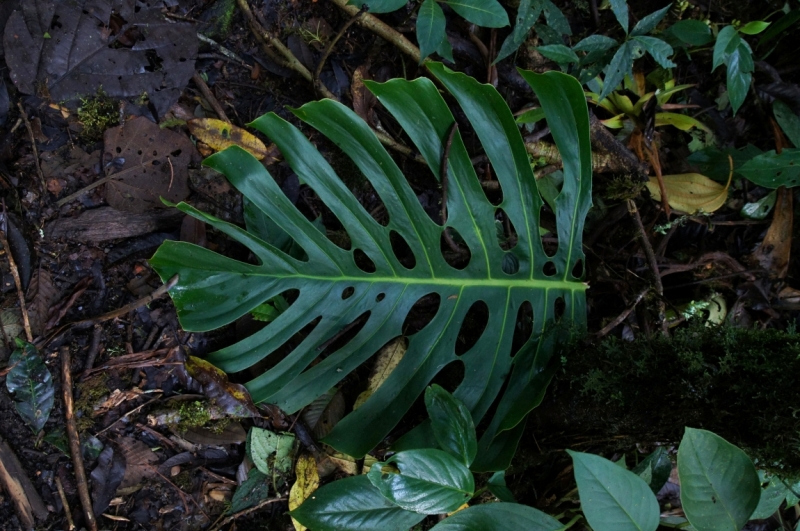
[150,63,592,470]
[5,339,54,433]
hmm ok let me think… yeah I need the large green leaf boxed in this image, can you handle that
[739,148,800,188]
[726,42,753,115]
[774,99,800,148]
[495,0,545,63]
[678,428,760,531]
[6,340,54,432]
[430,502,563,530]
[425,385,477,467]
[749,470,787,520]
[631,446,672,494]
[367,448,474,513]
[445,0,509,28]
[291,475,425,531]
[150,64,590,464]
[417,0,447,61]
[568,450,659,531]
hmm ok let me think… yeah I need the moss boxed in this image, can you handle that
[556,321,800,479]
[173,469,194,491]
[174,400,213,432]
[76,88,119,142]
[74,373,110,432]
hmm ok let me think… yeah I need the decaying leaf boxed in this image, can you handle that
[25,269,59,337]
[179,354,260,418]
[289,455,320,531]
[229,468,270,514]
[188,118,279,162]
[6,340,54,432]
[247,427,296,478]
[103,117,196,212]
[301,388,345,440]
[353,337,407,410]
[646,172,730,214]
[3,0,197,117]
[116,437,158,489]
[752,186,793,278]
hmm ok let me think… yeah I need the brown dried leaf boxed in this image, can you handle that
[351,64,376,126]
[116,437,158,489]
[753,186,793,278]
[103,117,196,212]
[25,269,59,337]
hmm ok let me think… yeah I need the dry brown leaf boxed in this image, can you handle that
[353,337,407,410]
[25,269,59,337]
[187,118,279,162]
[753,185,793,278]
[645,172,730,214]
[289,454,320,531]
[103,117,195,212]
[116,437,158,489]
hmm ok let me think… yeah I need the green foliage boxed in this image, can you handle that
[425,384,477,467]
[5,339,54,433]
[77,88,119,142]
[151,64,591,468]
[247,427,295,477]
[631,447,671,494]
[496,0,571,63]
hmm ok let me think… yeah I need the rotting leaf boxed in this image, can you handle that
[353,337,407,410]
[289,455,320,531]
[230,468,271,514]
[90,445,127,516]
[2,0,197,117]
[752,186,793,278]
[25,269,59,338]
[247,427,296,478]
[6,340,54,433]
[116,437,158,489]
[646,172,730,214]
[103,117,196,212]
[187,118,280,162]
[177,353,260,418]
[301,388,346,440]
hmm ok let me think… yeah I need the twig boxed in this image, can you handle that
[42,274,179,348]
[196,33,253,70]
[595,288,649,339]
[94,394,162,437]
[0,434,48,528]
[330,0,421,63]
[644,143,670,218]
[192,73,230,123]
[16,102,46,194]
[61,346,98,531]
[314,6,367,97]
[209,497,286,531]
[440,122,462,254]
[55,476,76,531]
[0,201,33,342]
[628,200,668,336]
[79,324,103,381]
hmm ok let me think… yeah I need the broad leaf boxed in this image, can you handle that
[750,470,787,520]
[678,428,760,531]
[445,0,509,28]
[349,0,407,14]
[247,428,295,477]
[726,42,753,115]
[367,449,474,513]
[631,5,671,36]
[291,475,425,531]
[487,471,517,503]
[537,44,580,65]
[418,0,447,61]
[568,450,659,531]
[542,0,571,35]
[646,173,730,214]
[150,64,590,464]
[6,340,54,432]
[713,26,740,71]
[496,0,545,63]
[739,149,800,188]
[632,36,676,69]
[631,447,672,494]
[599,42,634,101]
[425,385,477,467]
[572,35,618,53]
[664,19,713,46]
[430,502,563,530]
[229,469,270,514]
[739,21,770,35]
[774,100,800,148]
[609,0,629,33]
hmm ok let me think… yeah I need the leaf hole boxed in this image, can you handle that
[137,150,142,155]
[543,261,556,277]
[455,301,489,356]
[440,228,471,270]
[402,293,441,336]
[554,297,565,322]
[571,259,584,279]
[115,146,121,153]
[539,204,557,257]
[495,208,517,250]
[390,230,416,270]
[376,293,385,302]
[353,249,376,274]
[170,149,182,157]
[153,150,158,156]
[510,301,534,358]
[341,287,355,300]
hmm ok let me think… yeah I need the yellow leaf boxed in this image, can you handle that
[187,118,277,161]
[646,172,731,214]
[353,337,407,410]
[289,454,320,531]
[447,503,469,516]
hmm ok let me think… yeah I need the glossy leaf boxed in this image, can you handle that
[496,0,544,63]
[664,19,713,46]
[655,112,711,133]
[150,64,590,465]
[515,107,546,124]
[750,471,787,520]
[774,99,800,148]
[678,428,760,531]
[6,340,54,432]
[599,42,634,101]
[739,149,800,188]
[445,0,509,28]
[727,42,753,115]
[572,34,618,53]
[291,475,425,531]
[739,21,770,35]
[367,449,474,513]
[487,471,516,502]
[349,0,407,14]
[537,44,580,64]
[713,26,740,71]
[425,385,477,467]
[632,36,676,69]
[740,190,777,220]
[631,5,671,36]
[646,173,730,214]
[418,0,447,61]
[430,502,562,530]
[631,447,672,494]
[568,450,659,531]
[609,0,629,33]
[542,0,571,35]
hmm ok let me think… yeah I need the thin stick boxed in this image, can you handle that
[595,288,649,339]
[440,122,462,254]
[0,203,32,342]
[79,325,103,381]
[628,200,668,336]
[94,394,162,437]
[314,6,367,97]
[330,0,420,63]
[209,497,286,531]
[16,102,46,194]
[192,73,230,123]
[55,476,76,531]
[196,33,253,70]
[61,346,98,531]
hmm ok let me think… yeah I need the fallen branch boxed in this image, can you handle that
[61,346,98,531]
[192,72,231,123]
[330,0,421,63]
[16,102,46,194]
[0,201,33,342]
[0,434,48,530]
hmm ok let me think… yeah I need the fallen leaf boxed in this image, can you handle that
[353,337,407,410]
[646,172,730,214]
[103,117,196,212]
[187,118,279,162]
[116,437,158,489]
[753,185,793,278]
[289,455,320,531]
[26,269,59,337]
[301,388,345,440]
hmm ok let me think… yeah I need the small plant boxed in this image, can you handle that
[76,88,119,142]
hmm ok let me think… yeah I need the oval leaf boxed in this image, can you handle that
[739,149,800,188]
[631,447,672,494]
[424,384,477,467]
[537,44,580,64]
[750,471,788,520]
[6,341,54,432]
[646,173,730,214]
[444,0,509,27]
[188,118,275,161]
[678,428,760,531]
[739,21,770,35]
[430,502,563,530]
[568,450,659,531]
[291,475,425,531]
[773,100,800,148]
[417,0,446,61]
[367,449,474,514]
[290,455,320,531]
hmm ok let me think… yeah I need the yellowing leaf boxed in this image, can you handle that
[187,118,278,161]
[447,503,470,516]
[655,112,712,133]
[646,173,730,214]
[289,454,320,531]
[352,337,407,410]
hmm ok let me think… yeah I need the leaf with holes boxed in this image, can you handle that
[150,63,591,470]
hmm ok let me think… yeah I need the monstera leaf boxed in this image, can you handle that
[150,63,591,470]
